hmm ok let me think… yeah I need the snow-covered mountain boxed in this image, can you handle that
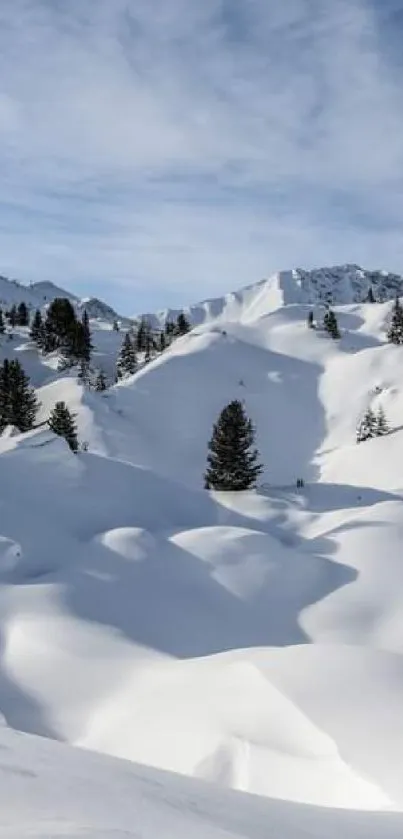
[0,273,124,324]
[2,265,403,836]
[139,264,403,327]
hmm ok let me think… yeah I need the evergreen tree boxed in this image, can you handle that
[81,310,92,363]
[324,309,340,339]
[17,301,29,326]
[0,308,5,335]
[48,401,78,452]
[7,305,17,328]
[204,400,263,490]
[8,360,38,431]
[0,359,38,432]
[95,370,107,392]
[356,407,377,443]
[158,331,166,353]
[165,321,176,339]
[117,333,137,378]
[307,310,314,329]
[0,359,11,432]
[113,319,120,332]
[387,297,403,344]
[367,287,375,303]
[30,309,43,344]
[44,297,77,357]
[136,318,153,353]
[175,313,191,336]
[375,405,389,436]
[77,358,90,385]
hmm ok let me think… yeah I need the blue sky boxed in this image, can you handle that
[0,0,403,313]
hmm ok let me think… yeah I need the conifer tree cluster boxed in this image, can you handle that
[0,359,39,433]
[116,333,137,379]
[356,406,389,443]
[204,400,263,490]
[387,297,403,344]
[323,309,340,339]
[29,299,92,366]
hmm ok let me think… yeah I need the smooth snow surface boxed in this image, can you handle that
[1,266,403,835]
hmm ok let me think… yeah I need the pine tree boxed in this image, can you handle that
[7,305,17,328]
[324,310,340,339]
[387,297,403,344]
[165,321,176,339]
[0,308,5,335]
[77,358,90,385]
[136,318,146,352]
[175,313,190,336]
[95,370,107,392]
[375,406,389,436]
[367,287,375,303]
[81,310,92,363]
[30,309,43,345]
[48,401,78,452]
[44,297,77,357]
[17,302,29,326]
[117,333,137,378]
[204,400,263,490]
[0,359,38,432]
[113,319,120,332]
[307,310,314,328]
[8,360,38,431]
[356,407,376,443]
[136,318,153,353]
[158,331,166,353]
[0,359,12,432]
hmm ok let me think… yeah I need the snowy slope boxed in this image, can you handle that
[2,268,403,833]
[1,724,403,839]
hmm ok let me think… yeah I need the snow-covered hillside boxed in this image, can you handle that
[2,267,403,836]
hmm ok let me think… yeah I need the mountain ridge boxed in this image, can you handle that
[1,263,403,329]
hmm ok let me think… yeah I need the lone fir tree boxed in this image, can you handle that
[387,297,403,344]
[204,400,263,490]
[117,333,137,378]
[356,407,377,443]
[48,401,79,452]
[0,308,5,335]
[307,310,314,329]
[324,310,340,339]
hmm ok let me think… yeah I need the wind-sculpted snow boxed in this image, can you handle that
[0,273,403,834]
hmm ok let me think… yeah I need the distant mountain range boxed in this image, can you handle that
[1,263,402,328]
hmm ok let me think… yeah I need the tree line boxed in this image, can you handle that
[0,357,79,451]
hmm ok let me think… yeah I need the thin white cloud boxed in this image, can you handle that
[0,0,402,309]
